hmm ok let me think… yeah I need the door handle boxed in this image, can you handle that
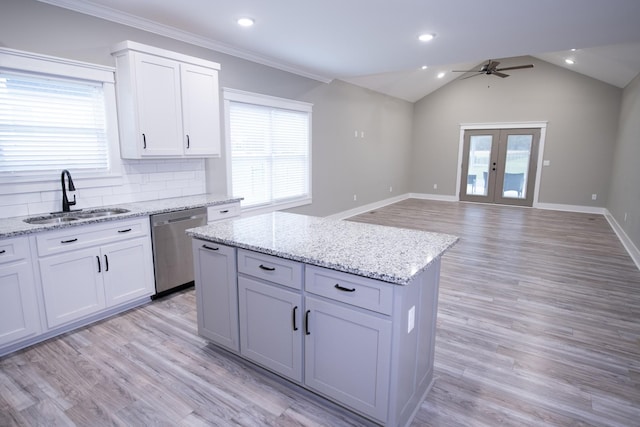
[186,134,190,149]
[142,133,147,149]
[104,254,109,272]
[97,255,101,273]
[304,310,311,335]
[292,306,298,331]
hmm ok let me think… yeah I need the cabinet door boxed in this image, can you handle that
[134,52,183,156]
[0,261,40,346]
[181,63,220,157]
[39,251,105,329]
[193,240,239,351]
[238,276,302,382]
[304,297,392,423]
[102,237,154,307]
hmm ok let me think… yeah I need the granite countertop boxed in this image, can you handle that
[0,194,242,238]
[187,212,459,285]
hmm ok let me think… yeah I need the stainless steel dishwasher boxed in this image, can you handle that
[150,207,207,298]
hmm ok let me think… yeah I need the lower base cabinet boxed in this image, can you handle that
[194,239,441,426]
[238,276,302,382]
[304,296,392,422]
[0,237,40,347]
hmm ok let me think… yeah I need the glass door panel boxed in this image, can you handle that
[467,135,492,196]
[502,134,532,199]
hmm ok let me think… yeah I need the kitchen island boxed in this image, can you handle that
[187,212,458,427]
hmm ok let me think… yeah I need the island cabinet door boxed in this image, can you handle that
[238,276,303,382]
[304,296,392,423]
[193,240,239,352]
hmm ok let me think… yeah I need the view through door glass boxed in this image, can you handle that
[460,128,540,207]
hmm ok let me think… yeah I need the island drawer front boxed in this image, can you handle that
[305,266,393,315]
[207,202,241,223]
[36,218,149,257]
[0,237,30,264]
[237,249,303,290]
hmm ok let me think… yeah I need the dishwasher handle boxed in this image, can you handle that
[151,209,207,227]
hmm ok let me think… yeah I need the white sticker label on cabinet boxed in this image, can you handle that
[408,305,415,333]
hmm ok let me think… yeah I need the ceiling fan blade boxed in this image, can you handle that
[452,69,478,73]
[495,64,534,72]
[462,73,484,80]
[492,71,509,78]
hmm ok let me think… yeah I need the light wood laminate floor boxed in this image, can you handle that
[2,199,639,426]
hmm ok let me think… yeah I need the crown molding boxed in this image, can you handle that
[37,0,333,83]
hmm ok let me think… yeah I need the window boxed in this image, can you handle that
[224,88,312,210]
[0,47,121,190]
[0,71,108,174]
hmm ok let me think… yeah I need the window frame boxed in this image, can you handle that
[223,88,312,214]
[0,47,123,196]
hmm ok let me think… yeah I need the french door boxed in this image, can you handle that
[460,128,540,207]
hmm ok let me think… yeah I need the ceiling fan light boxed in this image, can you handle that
[421,65,428,70]
[437,72,446,79]
[565,58,575,65]
[237,17,254,27]
[418,33,435,42]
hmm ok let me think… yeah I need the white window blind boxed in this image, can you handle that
[228,96,311,209]
[0,71,109,175]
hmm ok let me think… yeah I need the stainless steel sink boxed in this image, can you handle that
[24,215,79,225]
[24,208,130,224]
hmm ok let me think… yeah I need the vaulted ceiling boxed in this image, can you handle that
[41,0,640,102]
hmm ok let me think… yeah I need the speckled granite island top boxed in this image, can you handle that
[0,194,241,238]
[187,212,458,285]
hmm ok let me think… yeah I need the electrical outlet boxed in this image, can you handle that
[408,306,415,333]
[624,212,628,222]
[389,186,393,193]
[354,130,358,138]
[353,194,357,201]
[360,131,365,138]
[433,184,438,190]
[592,193,597,200]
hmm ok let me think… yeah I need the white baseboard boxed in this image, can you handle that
[407,193,459,202]
[533,202,607,215]
[325,194,410,220]
[604,210,640,270]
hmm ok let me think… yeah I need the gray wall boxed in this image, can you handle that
[0,0,413,218]
[607,73,640,248]
[411,57,622,207]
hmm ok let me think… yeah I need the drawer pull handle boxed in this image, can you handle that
[334,283,356,292]
[220,209,229,214]
[292,306,298,331]
[259,264,276,271]
[142,133,147,149]
[0,249,5,255]
[104,254,109,272]
[305,310,311,335]
[203,244,219,251]
[61,238,78,244]
[118,228,132,233]
[186,134,190,149]
[97,256,101,273]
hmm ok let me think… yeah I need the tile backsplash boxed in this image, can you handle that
[0,158,206,219]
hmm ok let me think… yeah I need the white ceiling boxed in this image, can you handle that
[40,0,640,102]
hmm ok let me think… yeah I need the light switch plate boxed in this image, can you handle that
[408,306,415,333]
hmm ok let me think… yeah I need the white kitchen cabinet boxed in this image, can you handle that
[112,41,221,159]
[207,201,241,223]
[193,240,239,351]
[37,218,154,329]
[0,237,41,348]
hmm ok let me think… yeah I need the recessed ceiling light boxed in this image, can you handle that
[570,48,577,52]
[421,65,428,70]
[437,72,446,78]
[237,17,254,27]
[565,58,575,65]
[418,33,435,42]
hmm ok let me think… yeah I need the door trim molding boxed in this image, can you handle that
[456,122,548,203]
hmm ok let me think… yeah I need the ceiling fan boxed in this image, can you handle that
[452,60,534,79]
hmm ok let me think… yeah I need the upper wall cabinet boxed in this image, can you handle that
[111,41,221,159]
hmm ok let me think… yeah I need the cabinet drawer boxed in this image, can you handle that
[0,236,30,264]
[305,266,393,315]
[207,202,240,222]
[237,249,302,290]
[36,217,149,257]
